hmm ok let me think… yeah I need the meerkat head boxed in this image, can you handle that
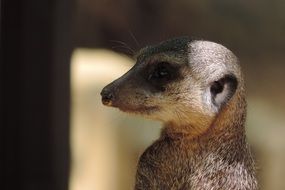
[101,37,242,134]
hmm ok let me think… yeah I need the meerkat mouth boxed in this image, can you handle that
[118,105,159,114]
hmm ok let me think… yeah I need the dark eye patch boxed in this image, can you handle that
[142,62,181,92]
[148,62,171,81]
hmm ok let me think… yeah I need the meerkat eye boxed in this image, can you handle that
[148,63,170,81]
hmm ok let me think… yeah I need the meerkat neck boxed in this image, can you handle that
[161,92,248,158]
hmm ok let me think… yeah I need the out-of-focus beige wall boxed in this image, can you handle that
[70,49,160,190]
[247,99,285,190]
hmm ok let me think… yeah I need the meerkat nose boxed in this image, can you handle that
[100,87,114,106]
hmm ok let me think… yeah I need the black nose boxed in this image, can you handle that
[100,87,114,106]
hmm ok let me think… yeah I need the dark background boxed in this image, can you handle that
[1,0,72,189]
[2,0,285,189]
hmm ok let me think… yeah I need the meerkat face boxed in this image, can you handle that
[101,37,241,129]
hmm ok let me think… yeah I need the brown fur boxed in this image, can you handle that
[101,37,258,189]
[135,88,257,189]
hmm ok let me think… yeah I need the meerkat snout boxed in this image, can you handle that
[101,86,114,106]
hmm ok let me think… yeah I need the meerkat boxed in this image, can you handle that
[101,37,258,190]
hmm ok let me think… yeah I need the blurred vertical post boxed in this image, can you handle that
[1,0,73,189]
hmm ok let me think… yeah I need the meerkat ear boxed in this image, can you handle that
[210,75,238,109]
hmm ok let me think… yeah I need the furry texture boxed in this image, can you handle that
[101,37,258,190]
[135,91,257,190]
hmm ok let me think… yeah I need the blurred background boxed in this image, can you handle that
[2,0,285,190]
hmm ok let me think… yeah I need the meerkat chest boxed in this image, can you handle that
[135,138,196,189]
[134,138,257,190]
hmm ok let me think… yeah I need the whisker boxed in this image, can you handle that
[128,30,140,48]
[110,40,130,47]
[111,45,135,55]
[109,39,135,56]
